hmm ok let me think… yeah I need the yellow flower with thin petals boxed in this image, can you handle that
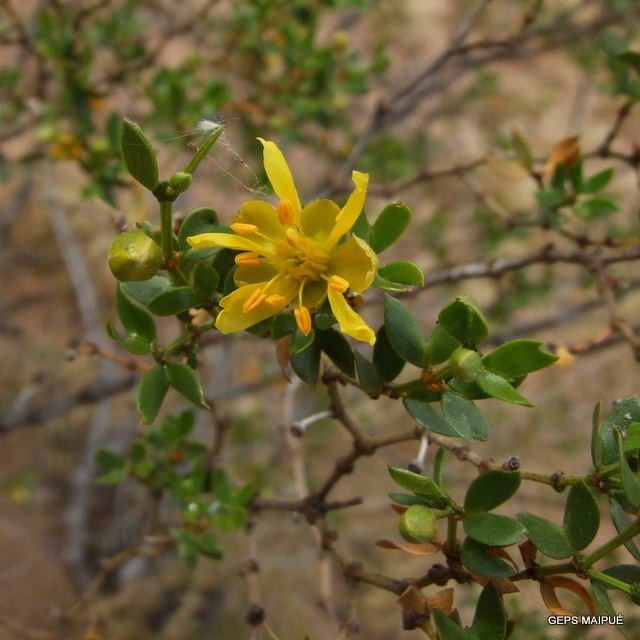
[187,138,379,344]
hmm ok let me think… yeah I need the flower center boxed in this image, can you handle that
[278,228,329,282]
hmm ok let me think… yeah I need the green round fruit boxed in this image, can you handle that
[108,230,163,282]
[399,505,438,543]
[169,171,193,193]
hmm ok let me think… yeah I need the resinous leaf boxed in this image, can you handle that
[121,118,159,191]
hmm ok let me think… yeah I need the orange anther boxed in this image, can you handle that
[328,275,349,292]
[294,306,312,335]
[231,222,259,235]
[278,198,295,225]
[235,252,261,266]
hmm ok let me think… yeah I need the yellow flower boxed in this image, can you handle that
[187,138,379,344]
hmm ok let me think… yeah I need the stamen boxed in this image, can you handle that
[285,228,301,247]
[231,222,259,235]
[235,252,261,266]
[278,199,295,225]
[265,294,286,307]
[242,288,265,313]
[328,275,349,292]
[294,306,312,336]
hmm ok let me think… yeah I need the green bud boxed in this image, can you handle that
[109,230,163,282]
[169,171,193,193]
[449,347,484,383]
[399,505,438,543]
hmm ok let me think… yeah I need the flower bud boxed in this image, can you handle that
[399,505,437,543]
[449,346,484,383]
[108,230,163,282]
[168,171,193,193]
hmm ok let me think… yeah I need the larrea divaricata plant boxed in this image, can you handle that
[99,118,640,639]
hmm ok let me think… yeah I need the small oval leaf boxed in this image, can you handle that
[383,295,425,367]
[563,481,600,551]
[465,470,521,513]
[463,512,525,547]
[121,118,159,191]
[369,202,411,253]
[166,362,209,409]
[137,365,169,424]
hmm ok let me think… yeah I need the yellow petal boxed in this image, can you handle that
[300,199,340,241]
[327,287,376,344]
[325,171,369,249]
[216,277,297,334]
[329,236,378,292]
[187,232,268,255]
[235,262,280,285]
[257,138,301,221]
[301,279,327,309]
[235,200,285,239]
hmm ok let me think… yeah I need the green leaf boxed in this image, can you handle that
[438,295,488,346]
[369,202,411,253]
[121,275,172,306]
[106,319,151,356]
[178,207,220,250]
[166,362,209,409]
[482,340,558,378]
[472,583,506,640]
[121,118,159,191]
[272,313,297,338]
[426,325,461,365]
[463,512,525,546]
[317,329,355,377]
[354,351,382,396]
[617,431,640,509]
[461,537,516,578]
[591,401,604,469]
[591,581,616,617]
[583,168,614,194]
[610,497,640,560]
[464,470,520,513]
[388,492,431,507]
[373,325,405,382]
[352,210,370,243]
[433,610,469,640]
[373,274,409,293]
[602,564,640,586]
[96,468,126,486]
[600,398,640,465]
[623,423,640,453]
[291,342,321,386]
[290,329,315,354]
[442,392,490,440]
[563,481,600,551]
[137,365,169,424]
[117,284,156,343]
[404,399,460,437]
[191,262,219,297]
[95,449,124,470]
[516,513,573,560]
[148,287,203,316]
[378,261,424,287]
[574,197,619,219]
[383,295,425,367]
[476,372,533,407]
[194,531,222,559]
[388,466,446,498]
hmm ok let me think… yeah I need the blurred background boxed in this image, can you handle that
[2,0,640,638]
